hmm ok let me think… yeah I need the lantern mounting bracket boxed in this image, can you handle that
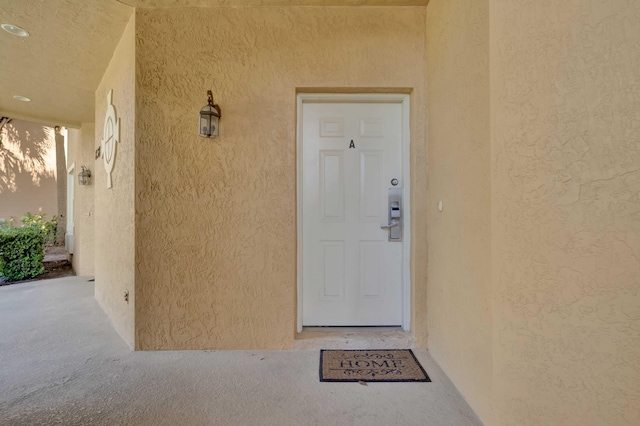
[206,90,221,117]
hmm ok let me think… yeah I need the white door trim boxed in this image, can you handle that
[66,162,75,254]
[296,93,411,333]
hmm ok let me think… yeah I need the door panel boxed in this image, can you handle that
[302,102,403,326]
[320,241,345,300]
[319,151,344,221]
[360,241,382,297]
[360,151,383,221]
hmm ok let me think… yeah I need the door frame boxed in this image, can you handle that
[66,162,75,254]
[296,93,411,332]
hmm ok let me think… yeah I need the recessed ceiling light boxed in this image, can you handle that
[13,95,31,102]
[1,24,29,37]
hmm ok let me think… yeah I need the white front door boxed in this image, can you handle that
[301,100,405,326]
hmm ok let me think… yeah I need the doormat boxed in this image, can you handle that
[319,349,430,382]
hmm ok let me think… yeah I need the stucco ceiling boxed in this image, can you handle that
[1,0,426,127]
[0,0,132,127]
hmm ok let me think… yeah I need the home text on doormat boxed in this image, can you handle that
[319,349,430,382]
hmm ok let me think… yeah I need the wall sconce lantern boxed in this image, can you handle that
[199,90,221,138]
[78,166,92,186]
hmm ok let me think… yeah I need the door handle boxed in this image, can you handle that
[380,219,399,229]
[382,189,402,242]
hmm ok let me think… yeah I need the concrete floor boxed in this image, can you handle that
[0,277,482,426]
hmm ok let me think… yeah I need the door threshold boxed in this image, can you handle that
[303,326,402,333]
[293,326,413,350]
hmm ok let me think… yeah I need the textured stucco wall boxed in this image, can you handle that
[491,1,640,424]
[0,119,57,222]
[425,0,492,423]
[95,15,136,347]
[67,123,96,276]
[134,7,428,350]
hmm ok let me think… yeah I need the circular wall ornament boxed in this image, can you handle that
[101,90,120,188]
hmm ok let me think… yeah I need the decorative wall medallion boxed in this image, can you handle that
[101,90,120,188]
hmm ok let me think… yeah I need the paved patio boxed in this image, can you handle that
[0,277,482,426]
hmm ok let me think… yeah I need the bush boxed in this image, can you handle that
[0,227,45,281]
[20,212,58,246]
[0,217,16,229]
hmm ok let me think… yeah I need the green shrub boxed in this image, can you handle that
[0,217,16,229]
[0,227,45,281]
[20,212,58,246]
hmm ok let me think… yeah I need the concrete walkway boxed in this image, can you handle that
[0,277,482,426]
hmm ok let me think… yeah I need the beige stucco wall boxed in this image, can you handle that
[134,7,428,350]
[425,0,492,423]
[67,123,96,276]
[426,1,640,424]
[0,119,57,222]
[95,14,136,347]
[491,1,640,424]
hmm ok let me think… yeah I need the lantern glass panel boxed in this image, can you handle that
[210,116,219,137]
[200,113,210,137]
[199,105,219,138]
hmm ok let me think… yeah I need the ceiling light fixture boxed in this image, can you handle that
[13,95,31,102]
[1,24,30,37]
